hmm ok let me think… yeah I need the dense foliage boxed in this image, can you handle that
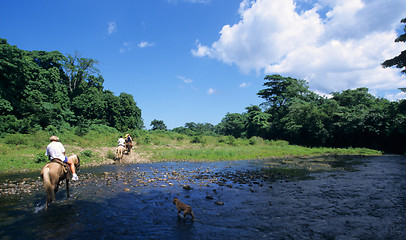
[213,75,406,154]
[0,39,143,134]
[382,17,406,75]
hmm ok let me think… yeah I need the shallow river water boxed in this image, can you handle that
[0,155,405,240]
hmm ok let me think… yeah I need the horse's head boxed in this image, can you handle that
[68,155,80,172]
[75,155,80,172]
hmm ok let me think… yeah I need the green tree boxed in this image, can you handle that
[116,93,143,131]
[216,113,247,138]
[245,105,271,138]
[257,74,314,111]
[150,119,167,131]
[71,87,106,121]
[330,88,394,149]
[382,17,406,75]
[0,39,144,134]
[280,99,329,146]
[62,51,100,96]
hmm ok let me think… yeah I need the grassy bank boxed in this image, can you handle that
[0,130,381,173]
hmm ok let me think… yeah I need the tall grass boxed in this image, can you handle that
[0,128,120,172]
[146,139,380,162]
[0,129,382,172]
[136,133,381,162]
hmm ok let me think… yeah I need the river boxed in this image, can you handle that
[0,155,405,239]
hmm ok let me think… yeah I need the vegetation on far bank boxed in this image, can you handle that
[0,129,381,173]
[1,19,405,168]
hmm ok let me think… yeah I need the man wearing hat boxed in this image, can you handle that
[46,136,79,181]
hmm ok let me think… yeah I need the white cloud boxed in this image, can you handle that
[107,22,117,35]
[192,0,406,100]
[119,41,133,53]
[138,41,155,48]
[239,82,250,88]
[191,41,212,57]
[238,0,255,15]
[384,90,406,101]
[177,75,193,84]
[207,88,217,95]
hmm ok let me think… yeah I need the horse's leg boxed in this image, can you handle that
[55,181,59,193]
[45,185,54,210]
[66,179,70,198]
[42,167,55,209]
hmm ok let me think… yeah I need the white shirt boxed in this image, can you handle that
[46,141,66,161]
[118,138,125,146]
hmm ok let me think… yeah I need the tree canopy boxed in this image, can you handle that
[0,38,143,134]
[150,119,167,131]
[382,17,406,75]
[214,75,406,153]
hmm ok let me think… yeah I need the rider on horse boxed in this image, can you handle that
[46,136,79,181]
[117,136,125,147]
[125,134,133,152]
[125,134,132,144]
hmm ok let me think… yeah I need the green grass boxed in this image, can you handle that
[0,130,120,172]
[145,140,380,162]
[0,130,382,172]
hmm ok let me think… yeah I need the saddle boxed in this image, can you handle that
[50,158,71,176]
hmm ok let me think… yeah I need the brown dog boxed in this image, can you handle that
[173,197,195,220]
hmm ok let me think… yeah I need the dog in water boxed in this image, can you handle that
[173,197,195,220]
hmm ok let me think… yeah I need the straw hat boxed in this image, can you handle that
[49,136,59,142]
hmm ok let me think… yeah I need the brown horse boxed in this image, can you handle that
[40,155,80,209]
[116,145,125,161]
[125,142,133,154]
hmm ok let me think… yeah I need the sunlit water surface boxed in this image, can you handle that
[0,155,405,239]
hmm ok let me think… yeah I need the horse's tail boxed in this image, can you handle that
[42,167,54,206]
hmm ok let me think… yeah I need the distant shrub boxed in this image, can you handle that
[45,125,59,135]
[226,136,236,146]
[81,150,93,157]
[35,152,48,163]
[248,136,264,146]
[106,150,115,160]
[89,124,118,134]
[190,135,207,145]
[249,137,257,145]
[176,135,185,141]
[4,135,26,145]
[272,140,289,146]
[144,135,151,144]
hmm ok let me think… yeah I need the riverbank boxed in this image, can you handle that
[0,131,382,173]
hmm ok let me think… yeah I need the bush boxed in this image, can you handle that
[35,152,48,163]
[81,150,93,157]
[89,124,118,134]
[226,136,236,146]
[190,135,207,145]
[144,135,151,144]
[45,125,59,135]
[106,150,115,160]
[249,137,257,145]
[4,134,27,145]
[176,135,185,141]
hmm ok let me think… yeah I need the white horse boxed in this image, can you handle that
[116,146,125,162]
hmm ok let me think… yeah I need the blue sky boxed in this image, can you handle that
[1,0,406,129]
